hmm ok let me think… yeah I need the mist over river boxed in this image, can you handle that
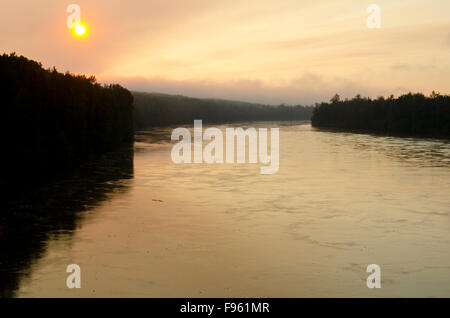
[2,122,450,297]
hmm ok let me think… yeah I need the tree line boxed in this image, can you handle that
[133,92,313,129]
[0,53,134,184]
[311,93,450,138]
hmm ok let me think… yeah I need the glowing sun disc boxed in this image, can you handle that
[74,24,86,36]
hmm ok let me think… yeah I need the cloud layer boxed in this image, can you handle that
[1,0,449,103]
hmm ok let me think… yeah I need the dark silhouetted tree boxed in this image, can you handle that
[311,92,450,138]
[0,53,134,184]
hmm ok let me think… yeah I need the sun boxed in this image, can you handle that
[74,24,87,37]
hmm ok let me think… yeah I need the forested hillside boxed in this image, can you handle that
[133,92,313,129]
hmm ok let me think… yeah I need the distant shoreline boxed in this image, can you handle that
[311,93,450,139]
[311,125,450,140]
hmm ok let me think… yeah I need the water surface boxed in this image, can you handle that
[2,122,450,297]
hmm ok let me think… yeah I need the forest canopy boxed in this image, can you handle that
[0,53,134,183]
[311,93,450,138]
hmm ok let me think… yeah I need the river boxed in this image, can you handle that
[1,121,450,297]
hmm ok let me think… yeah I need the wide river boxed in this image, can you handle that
[2,122,450,297]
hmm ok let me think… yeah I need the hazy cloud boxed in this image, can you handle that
[101,73,386,105]
[391,63,410,71]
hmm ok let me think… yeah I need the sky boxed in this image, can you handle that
[1,0,449,105]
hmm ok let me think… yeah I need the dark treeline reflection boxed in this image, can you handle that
[0,146,134,297]
[0,53,134,184]
[312,93,450,138]
[133,92,313,129]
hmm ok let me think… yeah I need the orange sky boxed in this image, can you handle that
[1,0,449,104]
